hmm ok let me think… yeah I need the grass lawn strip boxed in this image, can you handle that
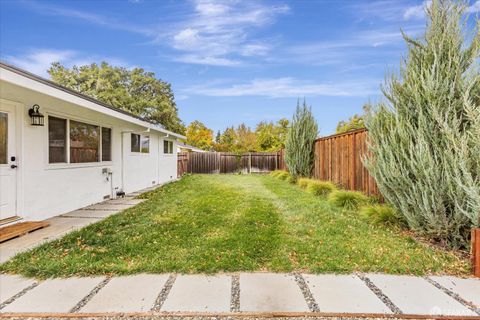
[0,175,469,278]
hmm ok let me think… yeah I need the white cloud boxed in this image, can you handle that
[184,77,378,98]
[174,55,242,66]
[467,1,480,13]
[23,1,153,36]
[162,0,289,66]
[3,49,132,77]
[240,44,271,56]
[4,49,78,77]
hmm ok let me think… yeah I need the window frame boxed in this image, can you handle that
[163,140,174,155]
[46,113,113,168]
[131,133,150,154]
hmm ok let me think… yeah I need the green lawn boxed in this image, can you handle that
[0,174,469,278]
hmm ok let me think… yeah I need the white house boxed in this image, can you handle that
[0,62,185,224]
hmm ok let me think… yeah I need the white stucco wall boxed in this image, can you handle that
[0,80,178,221]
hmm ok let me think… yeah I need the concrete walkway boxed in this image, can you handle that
[0,187,156,264]
[0,273,478,317]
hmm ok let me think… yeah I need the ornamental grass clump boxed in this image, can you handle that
[269,170,284,178]
[364,0,480,248]
[328,190,369,210]
[297,178,312,189]
[276,171,291,181]
[306,181,336,197]
[360,204,400,225]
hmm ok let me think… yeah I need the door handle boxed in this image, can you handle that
[10,164,18,169]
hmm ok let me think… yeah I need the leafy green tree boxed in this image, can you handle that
[186,120,214,151]
[364,0,480,248]
[285,100,318,177]
[48,62,185,134]
[236,123,258,152]
[256,119,289,151]
[336,114,366,134]
[215,127,237,151]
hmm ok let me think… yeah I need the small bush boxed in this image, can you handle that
[297,178,312,189]
[328,190,369,209]
[287,175,297,184]
[306,180,336,196]
[277,171,291,181]
[360,204,399,225]
[269,170,283,177]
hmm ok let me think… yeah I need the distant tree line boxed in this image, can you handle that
[185,119,289,152]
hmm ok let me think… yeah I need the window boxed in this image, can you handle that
[131,133,149,153]
[70,120,100,163]
[163,140,173,154]
[48,116,111,164]
[48,116,67,163]
[0,113,7,164]
[141,136,150,153]
[102,127,112,161]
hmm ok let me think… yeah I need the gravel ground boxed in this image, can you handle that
[230,274,240,312]
[293,273,320,312]
[152,274,177,312]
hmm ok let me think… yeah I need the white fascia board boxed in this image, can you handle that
[0,67,186,140]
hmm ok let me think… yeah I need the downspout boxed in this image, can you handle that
[120,130,134,192]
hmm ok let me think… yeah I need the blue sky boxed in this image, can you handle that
[1,0,479,135]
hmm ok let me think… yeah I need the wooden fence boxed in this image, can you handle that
[177,152,188,177]
[313,129,380,197]
[179,152,283,175]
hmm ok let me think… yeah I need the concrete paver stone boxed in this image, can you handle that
[61,209,119,219]
[162,275,231,312]
[2,277,105,313]
[83,204,133,211]
[367,274,475,316]
[303,274,392,314]
[0,275,37,304]
[240,273,309,312]
[80,274,169,313]
[430,276,480,308]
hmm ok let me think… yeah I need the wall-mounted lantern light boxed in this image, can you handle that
[28,104,44,126]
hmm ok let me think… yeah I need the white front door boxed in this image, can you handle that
[0,103,17,220]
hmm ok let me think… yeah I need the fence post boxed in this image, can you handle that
[473,226,480,278]
[248,153,252,174]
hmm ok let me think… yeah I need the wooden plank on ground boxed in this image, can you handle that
[0,221,50,243]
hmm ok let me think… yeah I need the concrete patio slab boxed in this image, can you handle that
[162,275,231,312]
[367,274,475,316]
[61,209,119,219]
[80,274,169,313]
[82,203,134,211]
[430,276,480,308]
[2,277,104,313]
[0,217,99,263]
[303,274,392,314]
[0,275,37,304]
[240,273,309,312]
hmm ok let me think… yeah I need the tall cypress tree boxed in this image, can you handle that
[285,100,318,177]
[364,0,480,248]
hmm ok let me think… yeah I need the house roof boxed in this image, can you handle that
[177,142,206,152]
[0,61,186,139]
